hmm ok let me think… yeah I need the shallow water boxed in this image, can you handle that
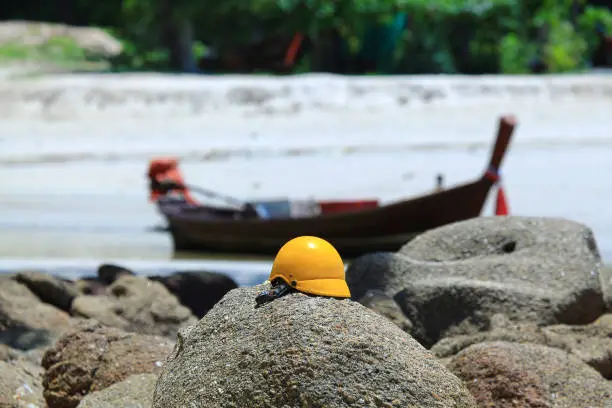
[1,143,611,267]
[1,100,611,281]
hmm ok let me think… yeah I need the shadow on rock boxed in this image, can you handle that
[347,216,606,348]
[0,277,75,351]
[149,271,238,318]
[71,275,196,339]
[15,270,80,313]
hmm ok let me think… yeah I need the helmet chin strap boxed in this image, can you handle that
[255,279,293,307]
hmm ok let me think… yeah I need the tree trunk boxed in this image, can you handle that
[161,1,197,73]
[176,18,197,73]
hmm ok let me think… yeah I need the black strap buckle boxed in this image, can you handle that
[255,281,292,307]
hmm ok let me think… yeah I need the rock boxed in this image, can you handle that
[0,277,74,350]
[0,344,45,367]
[0,355,45,407]
[149,271,238,318]
[15,271,80,312]
[151,285,476,408]
[544,315,612,379]
[601,265,612,311]
[432,313,612,379]
[97,264,135,286]
[42,320,174,408]
[347,217,605,347]
[448,341,612,408]
[358,290,413,332]
[71,295,130,330]
[74,277,106,295]
[71,275,197,338]
[431,316,547,359]
[0,344,12,361]
[0,21,123,57]
[77,373,157,408]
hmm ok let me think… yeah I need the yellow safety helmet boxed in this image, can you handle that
[268,236,351,298]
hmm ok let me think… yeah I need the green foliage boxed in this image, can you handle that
[3,0,612,74]
[0,36,108,71]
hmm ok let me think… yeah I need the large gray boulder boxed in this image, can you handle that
[347,216,605,347]
[152,285,476,408]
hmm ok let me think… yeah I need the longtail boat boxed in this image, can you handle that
[147,115,516,257]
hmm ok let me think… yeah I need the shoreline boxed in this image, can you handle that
[0,72,611,120]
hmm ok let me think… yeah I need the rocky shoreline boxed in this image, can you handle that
[1,215,611,407]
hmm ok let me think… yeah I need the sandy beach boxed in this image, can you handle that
[1,72,611,274]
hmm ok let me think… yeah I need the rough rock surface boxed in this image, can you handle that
[448,341,612,408]
[152,285,476,408]
[0,277,74,350]
[358,290,413,332]
[347,217,605,347]
[71,275,196,338]
[77,373,157,408]
[150,271,238,318]
[15,270,80,312]
[0,356,45,407]
[42,320,174,408]
[432,313,612,379]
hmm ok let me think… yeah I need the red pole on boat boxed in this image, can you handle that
[483,115,515,216]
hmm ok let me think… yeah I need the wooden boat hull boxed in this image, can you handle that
[155,116,516,258]
[160,175,492,258]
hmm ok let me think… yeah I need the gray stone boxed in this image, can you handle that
[150,271,238,318]
[432,313,612,380]
[77,373,157,408]
[601,265,612,311]
[347,216,605,347]
[448,341,612,408]
[358,290,413,332]
[0,355,45,407]
[0,277,75,350]
[42,320,174,408]
[152,285,476,408]
[97,264,135,286]
[15,271,80,312]
[71,275,197,338]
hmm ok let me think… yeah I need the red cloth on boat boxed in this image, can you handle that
[485,166,510,216]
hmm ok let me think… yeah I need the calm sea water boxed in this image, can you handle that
[0,143,610,283]
[2,98,611,282]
